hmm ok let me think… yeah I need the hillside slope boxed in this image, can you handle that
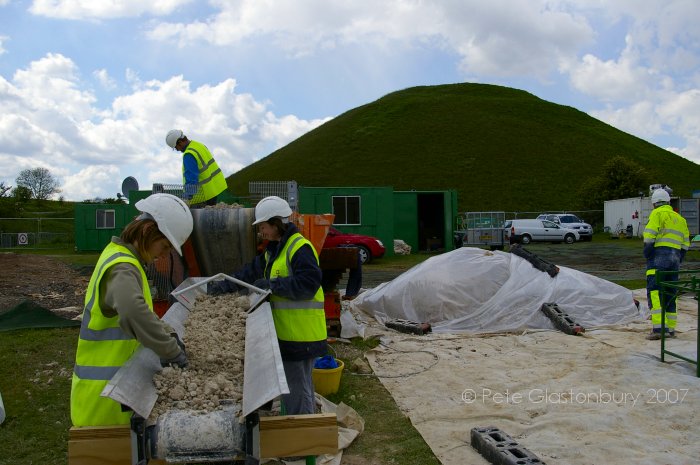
[229,83,700,211]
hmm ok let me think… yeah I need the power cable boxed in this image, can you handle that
[345,340,440,379]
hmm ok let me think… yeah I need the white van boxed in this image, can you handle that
[536,213,593,241]
[504,219,580,244]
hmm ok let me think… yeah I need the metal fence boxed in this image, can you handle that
[0,217,74,249]
[248,181,298,210]
[457,210,604,228]
[501,210,603,220]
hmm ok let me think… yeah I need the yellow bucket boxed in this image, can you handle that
[312,359,344,396]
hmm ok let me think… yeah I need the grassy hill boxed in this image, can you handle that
[228,83,700,212]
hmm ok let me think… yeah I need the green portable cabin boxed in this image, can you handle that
[74,203,134,251]
[394,189,458,253]
[298,186,458,256]
[298,186,395,256]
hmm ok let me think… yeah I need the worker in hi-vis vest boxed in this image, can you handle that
[165,129,227,207]
[643,188,690,340]
[71,194,193,426]
[207,196,327,415]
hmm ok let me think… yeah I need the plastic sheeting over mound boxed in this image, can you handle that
[352,247,642,333]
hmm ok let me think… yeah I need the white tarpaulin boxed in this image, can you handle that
[364,320,699,465]
[352,247,642,333]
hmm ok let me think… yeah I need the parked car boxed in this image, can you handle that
[536,213,593,241]
[323,227,386,263]
[504,219,580,244]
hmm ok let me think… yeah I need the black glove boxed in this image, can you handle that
[252,278,271,290]
[207,280,239,296]
[161,350,188,369]
[171,332,186,353]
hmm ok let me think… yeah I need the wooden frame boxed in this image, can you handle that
[259,413,338,458]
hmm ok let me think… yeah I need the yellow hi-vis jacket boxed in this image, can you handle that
[267,233,327,342]
[643,205,690,251]
[70,242,152,426]
[182,140,227,203]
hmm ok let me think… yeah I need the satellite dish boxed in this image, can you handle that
[121,176,139,200]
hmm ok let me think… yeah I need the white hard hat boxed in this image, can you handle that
[253,196,292,225]
[135,193,193,255]
[651,188,671,205]
[165,129,184,149]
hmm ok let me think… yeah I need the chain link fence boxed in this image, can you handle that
[0,217,74,249]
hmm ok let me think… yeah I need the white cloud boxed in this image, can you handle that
[569,49,654,103]
[0,54,326,200]
[13,53,97,120]
[0,113,59,156]
[93,69,116,90]
[605,0,700,72]
[29,0,192,20]
[259,112,332,153]
[61,164,121,201]
[591,89,700,164]
[565,1,700,162]
[0,35,8,55]
[656,89,700,160]
[147,0,594,79]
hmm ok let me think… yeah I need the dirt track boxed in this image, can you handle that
[356,238,700,288]
[0,253,88,313]
[517,239,700,281]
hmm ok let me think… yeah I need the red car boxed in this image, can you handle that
[323,227,386,263]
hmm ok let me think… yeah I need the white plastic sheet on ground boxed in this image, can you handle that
[362,292,699,465]
[352,247,641,333]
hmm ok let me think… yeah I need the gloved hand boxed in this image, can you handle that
[171,332,186,353]
[160,350,188,369]
[207,280,239,296]
[252,278,271,291]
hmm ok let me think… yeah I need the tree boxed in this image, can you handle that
[12,185,33,203]
[15,167,61,200]
[100,197,126,204]
[0,182,11,198]
[576,156,651,210]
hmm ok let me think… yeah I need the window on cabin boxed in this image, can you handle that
[96,209,116,229]
[332,196,361,225]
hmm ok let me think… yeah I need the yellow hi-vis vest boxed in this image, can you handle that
[643,205,690,251]
[267,233,326,342]
[70,242,152,426]
[182,140,227,203]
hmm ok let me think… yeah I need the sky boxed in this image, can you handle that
[0,0,699,201]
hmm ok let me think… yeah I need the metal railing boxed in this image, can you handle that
[658,270,700,377]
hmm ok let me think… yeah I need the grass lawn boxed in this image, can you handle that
[0,250,439,465]
[0,328,78,465]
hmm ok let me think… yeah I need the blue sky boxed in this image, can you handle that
[1,0,698,201]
